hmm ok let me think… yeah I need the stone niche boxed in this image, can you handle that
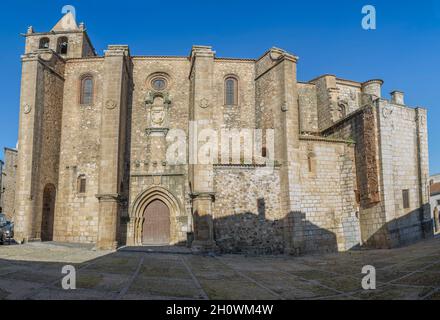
[145,91,172,137]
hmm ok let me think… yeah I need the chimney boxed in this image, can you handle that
[391,91,404,105]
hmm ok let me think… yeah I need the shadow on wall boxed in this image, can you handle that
[363,206,434,249]
[70,202,434,256]
[194,204,434,255]
[194,210,339,255]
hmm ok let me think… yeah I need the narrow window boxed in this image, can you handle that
[262,147,267,158]
[80,76,94,105]
[57,37,69,55]
[402,189,410,209]
[307,152,316,174]
[39,37,50,49]
[78,176,87,194]
[225,77,238,105]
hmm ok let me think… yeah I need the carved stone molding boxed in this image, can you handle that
[190,192,216,202]
[23,104,32,114]
[145,91,172,106]
[145,90,172,137]
[95,193,122,203]
[199,98,210,109]
[145,127,169,137]
[382,105,393,119]
[105,99,117,110]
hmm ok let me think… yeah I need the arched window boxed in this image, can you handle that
[39,37,50,49]
[225,77,238,106]
[57,37,69,55]
[80,75,94,105]
[77,175,87,194]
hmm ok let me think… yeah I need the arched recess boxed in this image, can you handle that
[41,184,56,241]
[39,37,50,49]
[130,186,183,246]
[57,36,69,55]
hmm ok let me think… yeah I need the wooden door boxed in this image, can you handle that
[142,200,170,245]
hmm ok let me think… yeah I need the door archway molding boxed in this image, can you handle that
[131,186,182,246]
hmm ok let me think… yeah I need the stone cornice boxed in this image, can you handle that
[362,79,384,87]
[299,135,355,145]
[131,173,185,177]
[95,193,122,202]
[213,163,279,168]
[21,30,84,37]
[132,56,189,61]
[215,57,256,63]
[66,57,105,63]
[190,192,216,201]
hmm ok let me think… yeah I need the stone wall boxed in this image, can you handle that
[213,166,283,254]
[55,59,104,243]
[298,139,360,253]
[324,102,389,248]
[213,59,256,129]
[126,57,192,246]
[377,101,432,246]
[1,148,18,221]
[298,83,318,134]
[323,94,432,248]
[336,80,362,114]
[14,50,65,241]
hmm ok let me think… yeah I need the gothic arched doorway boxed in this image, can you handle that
[41,184,56,241]
[142,200,171,245]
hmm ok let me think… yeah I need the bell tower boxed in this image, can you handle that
[23,11,96,59]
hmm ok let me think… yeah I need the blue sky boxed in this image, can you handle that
[0,0,439,174]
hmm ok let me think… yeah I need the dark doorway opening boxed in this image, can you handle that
[41,184,56,241]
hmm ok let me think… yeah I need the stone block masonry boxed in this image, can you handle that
[12,12,433,254]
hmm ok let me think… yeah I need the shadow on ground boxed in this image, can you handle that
[0,237,440,300]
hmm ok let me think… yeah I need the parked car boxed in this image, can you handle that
[0,214,14,244]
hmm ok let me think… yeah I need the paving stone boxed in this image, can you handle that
[199,279,278,300]
[392,272,440,287]
[30,288,113,300]
[0,239,439,300]
[128,276,201,299]
[353,285,433,300]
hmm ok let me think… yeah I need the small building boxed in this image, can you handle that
[430,174,440,233]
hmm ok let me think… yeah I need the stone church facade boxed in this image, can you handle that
[13,13,434,253]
